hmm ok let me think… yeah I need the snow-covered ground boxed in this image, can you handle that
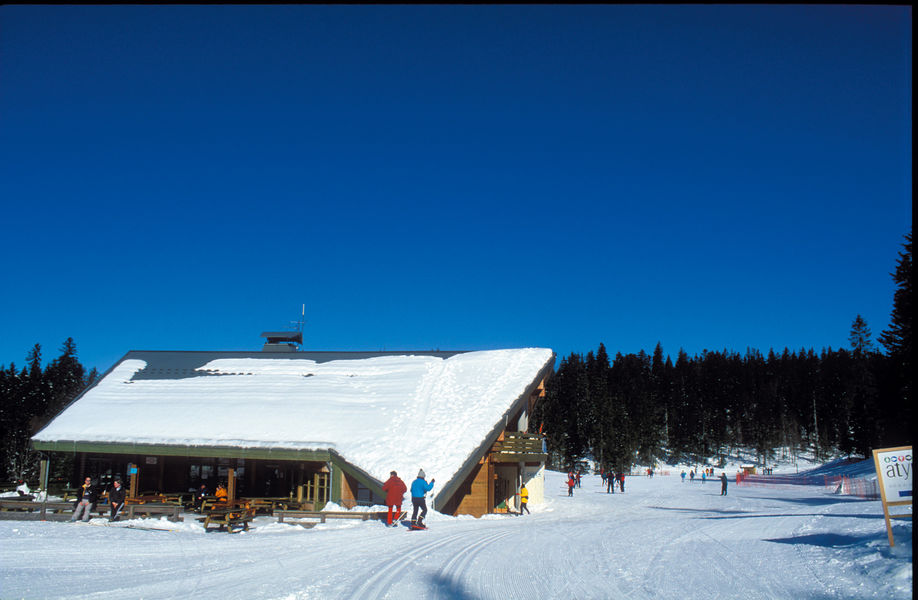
[1,468,910,600]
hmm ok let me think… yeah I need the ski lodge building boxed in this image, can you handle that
[31,335,554,517]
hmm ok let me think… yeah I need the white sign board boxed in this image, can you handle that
[874,447,912,502]
[872,445,912,547]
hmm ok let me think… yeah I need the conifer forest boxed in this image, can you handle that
[534,232,912,472]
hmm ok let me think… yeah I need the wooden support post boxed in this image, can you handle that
[227,468,236,503]
[129,464,138,499]
[487,454,494,513]
[39,459,49,492]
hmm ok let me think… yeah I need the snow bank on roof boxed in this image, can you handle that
[33,348,553,487]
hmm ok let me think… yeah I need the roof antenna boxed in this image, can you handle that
[292,304,306,333]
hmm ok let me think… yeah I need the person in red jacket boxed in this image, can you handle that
[382,471,407,527]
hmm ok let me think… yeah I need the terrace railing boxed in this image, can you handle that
[490,433,548,463]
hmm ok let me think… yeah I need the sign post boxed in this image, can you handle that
[128,463,139,499]
[871,445,912,547]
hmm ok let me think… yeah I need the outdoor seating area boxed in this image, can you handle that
[1,496,391,530]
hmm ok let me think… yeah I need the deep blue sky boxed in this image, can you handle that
[1,5,911,373]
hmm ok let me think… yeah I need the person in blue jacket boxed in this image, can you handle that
[410,469,435,527]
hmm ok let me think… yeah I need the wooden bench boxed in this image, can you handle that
[198,506,256,532]
[242,497,302,514]
[122,503,183,522]
[274,509,386,524]
[0,500,117,521]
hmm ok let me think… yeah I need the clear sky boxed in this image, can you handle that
[0,5,911,373]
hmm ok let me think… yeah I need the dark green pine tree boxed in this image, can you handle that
[650,343,671,458]
[44,338,87,419]
[0,363,22,480]
[587,344,612,469]
[536,353,591,469]
[877,231,912,444]
[847,316,880,458]
[2,345,50,480]
[668,349,694,462]
[879,231,913,360]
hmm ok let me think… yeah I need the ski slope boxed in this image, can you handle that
[0,470,911,600]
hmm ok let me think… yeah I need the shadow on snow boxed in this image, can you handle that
[765,533,877,548]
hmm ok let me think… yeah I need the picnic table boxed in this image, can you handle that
[198,503,256,532]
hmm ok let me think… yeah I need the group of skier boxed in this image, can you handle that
[382,469,434,529]
[680,469,729,495]
[70,476,126,522]
[598,469,625,494]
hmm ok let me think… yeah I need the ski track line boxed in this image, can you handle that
[432,530,514,600]
[641,509,731,597]
[345,529,482,600]
[786,497,858,600]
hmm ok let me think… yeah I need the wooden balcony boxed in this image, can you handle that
[490,433,547,463]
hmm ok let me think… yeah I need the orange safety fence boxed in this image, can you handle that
[735,472,879,500]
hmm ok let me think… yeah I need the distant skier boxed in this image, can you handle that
[681,471,686,483]
[690,470,695,483]
[576,471,582,488]
[108,479,126,521]
[566,474,576,496]
[607,470,615,494]
[382,470,407,527]
[618,472,625,493]
[720,473,728,496]
[410,469,435,528]
[701,472,706,484]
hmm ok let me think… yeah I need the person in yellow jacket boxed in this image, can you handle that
[215,483,228,502]
[519,484,530,515]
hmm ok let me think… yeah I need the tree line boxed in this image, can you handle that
[533,232,912,472]
[0,232,911,482]
[0,338,98,483]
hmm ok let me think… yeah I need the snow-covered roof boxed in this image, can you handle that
[33,348,554,490]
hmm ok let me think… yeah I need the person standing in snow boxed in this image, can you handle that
[681,470,686,483]
[575,470,582,488]
[618,472,625,493]
[519,484,530,515]
[701,472,706,484]
[607,470,615,494]
[690,470,695,483]
[382,471,407,527]
[566,474,576,496]
[720,473,728,496]
[71,476,97,522]
[410,470,435,527]
[108,479,126,521]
